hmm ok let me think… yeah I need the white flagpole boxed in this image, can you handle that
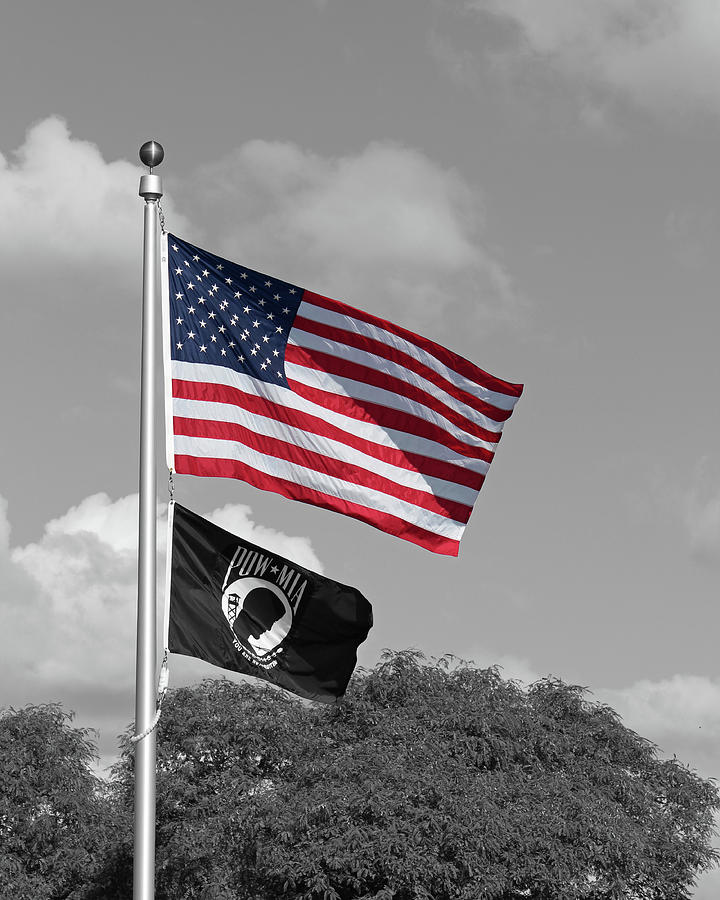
[134,140,164,900]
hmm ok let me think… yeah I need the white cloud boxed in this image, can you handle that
[650,458,720,565]
[182,139,520,330]
[600,674,720,743]
[0,116,188,273]
[0,492,322,760]
[468,0,720,116]
[0,119,521,347]
[680,476,720,564]
[205,502,323,573]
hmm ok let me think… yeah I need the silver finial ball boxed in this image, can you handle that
[139,140,164,169]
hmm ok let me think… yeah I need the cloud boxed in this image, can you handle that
[181,139,520,331]
[0,116,188,274]
[600,674,720,743]
[653,458,720,565]
[467,0,720,116]
[0,492,322,762]
[0,119,521,353]
[205,503,323,573]
[682,486,720,564]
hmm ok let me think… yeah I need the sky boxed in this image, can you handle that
[1,0,719,893]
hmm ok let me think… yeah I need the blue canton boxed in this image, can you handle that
[167,234,302,388]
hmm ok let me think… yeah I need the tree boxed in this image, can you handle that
[0,703,112,900]
[106,651,719,899]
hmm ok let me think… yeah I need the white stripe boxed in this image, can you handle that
[290,326,506,430]
[173,433,466,541]
[286,360,504,444]
[297,298,519,411]
[172,395,480,505]
[171,360,495,462]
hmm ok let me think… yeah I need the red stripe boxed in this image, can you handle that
[293,313,514,421]
[303,290,524,399]
[286,376,500,456]
[174,415,473,524]
[173,378,490,487]
[286,343,506,444]
[174,453,461,556]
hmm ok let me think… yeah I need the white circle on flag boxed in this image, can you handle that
[221,577,293,658]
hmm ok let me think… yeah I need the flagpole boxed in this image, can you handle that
[134,140,164,900]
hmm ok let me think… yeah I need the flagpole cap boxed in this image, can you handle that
[139,140,164,170]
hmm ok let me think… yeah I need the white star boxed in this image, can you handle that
[210,335,217,342]
[187,305,195,314]
[218,325,226,333]
[172,244,179,251]
[198,297,206,305]
[254,343,261,350]
[199,320,207,328]
[259,299,266,307]
[273,294,281,301]
[193,255,200,262]
[225,278,232,285]
[175,292,183,300]
[243,306,250,314]
[252,320,260,328]
[202,269,209,277]
[184,260,190,267]
[218,264,223,270]
[176,342,183,350]
[265,280,272,287]
[262,335,270,343]
[249,285,256,293]
[229,341,235,348]
[186,282,195,290]
[267,313,274,320]
[289,288,296,294]
[275,326,283,334]
[234,292,242,299]
[175,268,182,276]
[199,344,207,352]
[282,307,290,315]
[273,349,279,357]
[208,311,216,319]
[176,317,184,325]
[220,348,227,356]
[261,362,268,370]
[238,354,245,362]
[250,347,258,356]
[276,370,283,378]
[240,272,248,279]
[187,331,195,340]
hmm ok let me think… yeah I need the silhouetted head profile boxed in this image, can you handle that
[231,586,285,642]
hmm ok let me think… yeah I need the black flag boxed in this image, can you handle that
[167,503,373,702]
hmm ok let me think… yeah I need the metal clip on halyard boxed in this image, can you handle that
[130,650,170,744]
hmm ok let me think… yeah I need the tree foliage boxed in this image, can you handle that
[111,651,719,899]
[4,654,719,899]
[0,703,111,900]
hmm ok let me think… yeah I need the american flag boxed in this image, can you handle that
[162,234,523,556]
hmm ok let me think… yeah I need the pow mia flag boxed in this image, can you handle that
[167,503,373,702]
